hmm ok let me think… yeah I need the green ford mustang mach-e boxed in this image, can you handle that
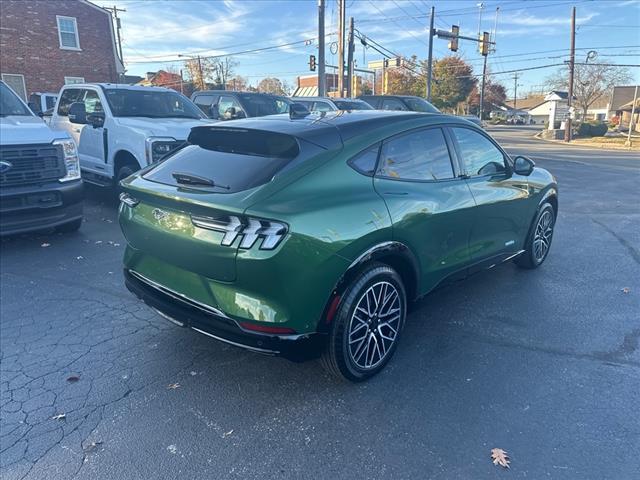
[119,111,557,381]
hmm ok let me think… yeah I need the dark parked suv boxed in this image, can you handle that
[359,95,440,113]
[119,110,557,381]
[0,81,83,235]
[191,90,291,121]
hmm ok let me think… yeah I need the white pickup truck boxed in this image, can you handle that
[49,83,213,188]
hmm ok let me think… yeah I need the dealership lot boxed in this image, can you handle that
[1,126,638,479]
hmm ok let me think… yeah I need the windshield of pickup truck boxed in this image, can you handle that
[0,82,33,117]
[104,88,204,119]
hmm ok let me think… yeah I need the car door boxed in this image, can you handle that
[373,127,476,294]
[448,126,531,265]
[50,88,84,143]
[192,93,218,117]
[217,95,246,120]
[76,88,107,175]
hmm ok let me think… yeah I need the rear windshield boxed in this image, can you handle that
[143,127,322,193]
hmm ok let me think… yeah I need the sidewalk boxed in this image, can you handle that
[535,132,640,151]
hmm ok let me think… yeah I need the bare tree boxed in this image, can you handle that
[212,57,237,88]
[546,61,631,119]
[257,77,286,95]
[226,75,248,91]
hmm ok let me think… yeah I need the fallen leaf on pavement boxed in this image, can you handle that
[223,430,234,438]
[491,448,510,469]
[51,413,66,420]
[66,375,80,383]
[621,287,630,294]
[76,256,84,260]
[83,441,103,453]
[41,243,50,248]
[167,383,180,389]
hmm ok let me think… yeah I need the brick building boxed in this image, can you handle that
[0,0,124,100]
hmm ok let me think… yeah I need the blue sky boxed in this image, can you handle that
[94,0,640,97]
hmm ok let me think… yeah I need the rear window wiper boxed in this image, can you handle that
[171,172,230,189]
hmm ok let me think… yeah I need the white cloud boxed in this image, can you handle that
[501,11,599,27]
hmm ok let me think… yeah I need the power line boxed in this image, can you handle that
[126,38,325,65]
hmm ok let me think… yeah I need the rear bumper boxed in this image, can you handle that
[124,269,324,361]
[0,179,83,235]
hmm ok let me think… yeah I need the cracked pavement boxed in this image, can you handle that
[1,126,639,479]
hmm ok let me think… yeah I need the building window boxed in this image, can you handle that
[1,73,27,100]
[56,16,80,50]
[64,76,85,85]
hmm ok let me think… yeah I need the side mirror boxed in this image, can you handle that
[87,112,105,128]
[224,106,237,119]
[209,104,219,119]
[513,156,535,176]
[68,102,87,124]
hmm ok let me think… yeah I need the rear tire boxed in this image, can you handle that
[56,218,82,233]
[515,202,556,269]
[321,263,407,382]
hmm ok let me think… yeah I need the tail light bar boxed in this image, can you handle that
[191,215,287,250]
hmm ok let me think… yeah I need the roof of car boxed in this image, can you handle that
[60,83,181,93]
[359,95,422,99]
[192,90,282,97]
[196,110,466,149]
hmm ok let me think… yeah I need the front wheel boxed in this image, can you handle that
[321,263,407,382]
[515,202,556,269]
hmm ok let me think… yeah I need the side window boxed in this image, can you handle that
[218,95,245,119]
[56,88,83,116]
[193,94,215,114]
[348,144,380,176]
[83,90,103,114]
[381,98,408,111]
[313,101,333,112]
[451,127,506,176]
[377,128,454,181]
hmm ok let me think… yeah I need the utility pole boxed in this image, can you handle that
[479,53,488,120]
[565,6,576,143]
[346,17,355,97]
[512,72,520,111]
[337,0,345,97]
[104,5,126,81]
[318,0,326,97]
[626,85,638,146]
[427,6,435,101]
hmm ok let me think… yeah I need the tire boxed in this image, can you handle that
[515,202,556,269]
[56,218,82,233]
[115,164,136,195]
[321,262,407,382]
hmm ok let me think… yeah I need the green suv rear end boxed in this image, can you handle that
[119,111,557,381]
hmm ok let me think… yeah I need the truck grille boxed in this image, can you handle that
[0,144,66,187]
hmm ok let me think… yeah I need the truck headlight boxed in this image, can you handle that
[54,139,80,182]
[145,137,179,164]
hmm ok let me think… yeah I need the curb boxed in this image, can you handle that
[532,132,637,152]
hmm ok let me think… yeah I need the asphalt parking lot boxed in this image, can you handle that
[1,126,639,480]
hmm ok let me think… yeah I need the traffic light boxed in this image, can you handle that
[395,57,401,67]
[479,31,490,56]
[309,55,316,71]
[448,25,459,52]
[384,58,389,68]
